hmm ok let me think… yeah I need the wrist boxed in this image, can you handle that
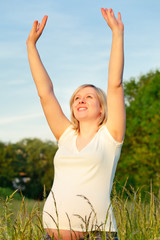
[26,40,37,50]
[112,25,124,33]
[112,30,124,40]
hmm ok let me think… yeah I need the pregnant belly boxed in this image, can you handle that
[43,188,96,231]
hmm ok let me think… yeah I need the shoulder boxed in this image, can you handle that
[99,124,124,148]
[58,124,75,146]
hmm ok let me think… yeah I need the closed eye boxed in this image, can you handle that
[74,96,80,101]
[86,95,92,99]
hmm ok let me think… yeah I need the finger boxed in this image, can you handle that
[101,8,109,22]
[109,8,116,19]
[36,23,40,32]
[118,12,121,21]
[101,8,107,16]
[109,8,113,15]
[39,15,48,33]
[109,8,112,13]
[32,20,38,32]
[104,8,109,14]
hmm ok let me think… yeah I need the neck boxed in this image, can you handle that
[79,120,99,138]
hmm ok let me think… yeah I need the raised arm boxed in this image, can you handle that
[101,8,126,142]
[26,16,71,141]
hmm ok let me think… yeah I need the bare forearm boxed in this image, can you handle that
[27,43,53,98]
[108,31,124,88]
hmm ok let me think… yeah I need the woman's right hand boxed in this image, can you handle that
[26,15,48,46]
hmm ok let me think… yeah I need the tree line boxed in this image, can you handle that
[116,69,160,196]
[0,139,57,199]
[0,70,160,199]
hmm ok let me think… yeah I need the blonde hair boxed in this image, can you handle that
[70,84,108,132]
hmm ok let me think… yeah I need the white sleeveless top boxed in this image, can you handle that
[43,125,123,232]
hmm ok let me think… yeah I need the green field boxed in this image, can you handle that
[0,186,160,240]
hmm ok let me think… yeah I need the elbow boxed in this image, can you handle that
[108,80,123,89]
[115,81,123,88]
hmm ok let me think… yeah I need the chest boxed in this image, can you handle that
[54,131,112,172]
[76,134,97,152]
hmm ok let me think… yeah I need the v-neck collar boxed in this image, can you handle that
[74,126,104,153]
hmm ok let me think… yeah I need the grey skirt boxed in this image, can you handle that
[43,231,118,240]
[79,232,118,240]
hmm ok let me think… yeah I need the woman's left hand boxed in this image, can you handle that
[101,8,124,34]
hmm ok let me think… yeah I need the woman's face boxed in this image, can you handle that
[72,87,101,123]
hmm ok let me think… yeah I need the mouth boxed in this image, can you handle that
[77,107,88,111]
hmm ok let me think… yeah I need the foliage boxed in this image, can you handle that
[0,187,21,200]
[0,142,18,188]
[116,70,160,196]
[112,181,160,239]
[0,139,58,199]
[0,190,44,240]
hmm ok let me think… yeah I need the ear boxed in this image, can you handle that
[98,109,102,119]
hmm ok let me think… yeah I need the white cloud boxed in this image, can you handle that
[0,113,43,125]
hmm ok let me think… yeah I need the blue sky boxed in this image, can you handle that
[0,0,160,143]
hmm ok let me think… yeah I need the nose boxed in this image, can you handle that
[79,97,86,103]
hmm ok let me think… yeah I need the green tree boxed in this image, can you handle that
[0,138,57,199]
[0,143,18,188]
[18,138,57,199]
[116,70,160,195]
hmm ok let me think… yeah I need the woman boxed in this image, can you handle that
[27,8,125,240]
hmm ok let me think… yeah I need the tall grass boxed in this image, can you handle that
[0,190,44,240]
[0,183,160,240]
[112,180,160,240]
